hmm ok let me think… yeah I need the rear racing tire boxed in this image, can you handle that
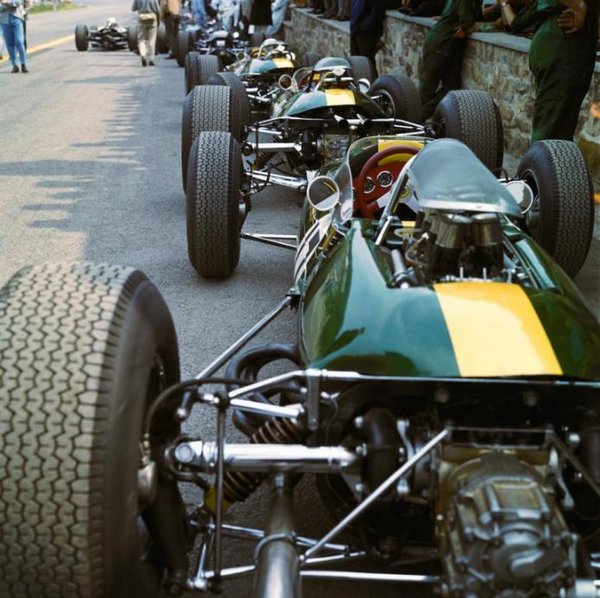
[207,71,251,126]
[127,23,139,53]
[0,262,183,598]
[187,131,242,278]
[517,140,594,278]
[181,85,242,191]
[185,53,221,94]
[75,24,89,51]
[433,89,504,172]
[156,22,169,53]
[370,73,422,123]
[176,29,189,67]
[348,55,376,85]
[301,51,319,68]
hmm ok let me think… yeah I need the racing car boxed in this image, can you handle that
[0,94,598,598]
[182,68,504,279]
[74,18,132,52]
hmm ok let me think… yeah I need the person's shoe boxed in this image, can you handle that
[11,65,19,73]
[167,53,176,59]
[21,65,28,73]
[320,9,336,17]
[148,60,155,66]
[141,57,147,66]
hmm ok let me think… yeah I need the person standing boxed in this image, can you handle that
[0,0,28,73]
[132,0,161,66]
[419,0,481,119]
[350,0,387,74]
[161,0,181,58]
[498,0,598,142]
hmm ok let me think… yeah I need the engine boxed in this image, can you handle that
[404,210,507,284]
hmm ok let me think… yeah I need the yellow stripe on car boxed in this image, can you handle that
[434,282,563,377]
[273,58,294,68]
[377,139,424,166]
[325,89,356,106]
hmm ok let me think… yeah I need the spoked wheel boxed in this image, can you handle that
[0,262,186,597]
[433,89,504,172]
[370,73,421,123]
[348,55,376,85]
[75,24,89,51]
[186,131,242,278]
[127,23,139,53]
[517,140,594,278]
[181,85,241,191]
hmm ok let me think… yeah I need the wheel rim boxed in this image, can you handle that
[376,89,396,118]
[521,169,541,235]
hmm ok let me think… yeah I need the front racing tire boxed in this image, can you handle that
[176,29,189,67]
[185,52,221,95]
[370,73,421,123]
[433,89,504,172]
[517,140,594,278]
[186,131,242,278]
[0,262,183,597]
[157,21,169,53]
[181,85,242,191]
[127,23,139,53]
[75,24,89,51]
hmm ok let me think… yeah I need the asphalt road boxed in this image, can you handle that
[0,1,598,596]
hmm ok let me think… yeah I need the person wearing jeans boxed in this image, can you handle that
[0,0,27,73]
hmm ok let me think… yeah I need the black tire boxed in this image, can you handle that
[250,31,265,46]
[370,73,421,123]
[127,23,139,53]
[187,131,242,278]
[75,24,89,51]
[517,140,594,278]
[176,29,189,67]
[301,51,319,68]
[185,52,220,94]
[207,71,251,125]
[181,85,241,191]
[157,21,169,53]
[0,262,182,597]
[184,50,199,95]
[433,89,504,172]
[348,55,376,85]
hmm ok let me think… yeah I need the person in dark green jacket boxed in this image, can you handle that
[419,0,482,119]
[499,0,598,142]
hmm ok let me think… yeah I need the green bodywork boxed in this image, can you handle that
[299,221,600,379]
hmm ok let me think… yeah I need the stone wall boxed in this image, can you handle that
[288,8,600,180]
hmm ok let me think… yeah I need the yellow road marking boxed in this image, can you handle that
[0,34,73,62]
[435,282,562,377]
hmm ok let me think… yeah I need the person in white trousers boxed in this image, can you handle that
[132,0,160,66]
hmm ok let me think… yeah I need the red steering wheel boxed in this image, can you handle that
[354,144,420,219]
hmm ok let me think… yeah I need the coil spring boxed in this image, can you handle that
[255,152,273,170]
[222,417,306,504]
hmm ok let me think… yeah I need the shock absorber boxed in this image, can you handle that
[203,417,307,513]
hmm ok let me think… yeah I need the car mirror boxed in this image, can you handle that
[504,180,533,215]
[357,78,370,93]
[307,176,341,212]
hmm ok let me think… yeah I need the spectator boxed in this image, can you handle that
[249,0,273,32]
[498,0,598,142]
[0,0,27,73]
[266,0,290,35]
[335,0,350,19]
[0,25,5,59]
[190,0,206,27]
[161,0,181,58]
[132,0,161,66]
[419,0,482,119]
[350,0,387,74]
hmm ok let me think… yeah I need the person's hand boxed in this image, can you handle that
[557,1,586,32]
